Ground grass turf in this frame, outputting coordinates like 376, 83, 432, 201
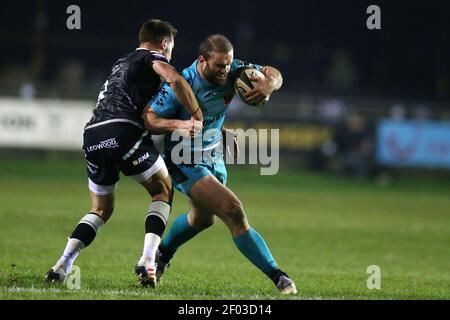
0, 157, 449, 299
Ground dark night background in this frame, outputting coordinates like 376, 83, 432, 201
0, 0, 449, 101
2, 2, 450, 303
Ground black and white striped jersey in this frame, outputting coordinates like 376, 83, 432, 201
86, 48, 168, 128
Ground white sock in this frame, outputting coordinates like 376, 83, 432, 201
140, 233, 161, 266
56, 238, 85, 273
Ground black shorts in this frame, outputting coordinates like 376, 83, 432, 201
83, 121, 163, 191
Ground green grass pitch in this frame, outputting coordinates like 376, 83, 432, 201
0, 157, 449, 299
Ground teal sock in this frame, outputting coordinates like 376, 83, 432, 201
159, 213, 199, 261
233, 228, 279, 279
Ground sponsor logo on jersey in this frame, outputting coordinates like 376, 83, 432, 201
133, 152, 150, 166
86, 138, 119, 152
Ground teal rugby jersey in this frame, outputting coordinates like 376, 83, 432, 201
149, 59, 261, 163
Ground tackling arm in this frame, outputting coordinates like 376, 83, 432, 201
142, 106, 201, 136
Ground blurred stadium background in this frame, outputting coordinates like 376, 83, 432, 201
0, 0, 449, 299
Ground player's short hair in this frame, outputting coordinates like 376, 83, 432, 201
139, 19, 177, 44
198, 34, 234, 59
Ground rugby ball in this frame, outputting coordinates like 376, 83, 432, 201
234, 67, 270, 107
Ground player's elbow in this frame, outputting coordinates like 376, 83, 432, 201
264, 66, 283, 90
142, 107, 160, 134
145, 121, 162, 135
277, 75, 283, 89
167, 73, 184, 87
144, 121, 158, 134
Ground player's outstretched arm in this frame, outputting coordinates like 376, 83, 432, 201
142, 106, 201, 137
245, 66, 283, 105
152, 61, 203, 121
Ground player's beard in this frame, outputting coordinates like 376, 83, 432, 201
203, 66, 227, 87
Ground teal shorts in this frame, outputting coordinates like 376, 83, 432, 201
164, 156, 227, 196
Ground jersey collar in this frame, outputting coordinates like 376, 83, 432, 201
135, 48, 162, 55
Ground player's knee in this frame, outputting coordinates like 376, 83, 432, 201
222, 199, 246, 227
151, 182, 170, 198
145, 176, 172, 200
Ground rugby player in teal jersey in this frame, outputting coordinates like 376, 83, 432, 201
144, 34, 297, 294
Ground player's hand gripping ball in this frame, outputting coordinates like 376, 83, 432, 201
234, 67, 270, 107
